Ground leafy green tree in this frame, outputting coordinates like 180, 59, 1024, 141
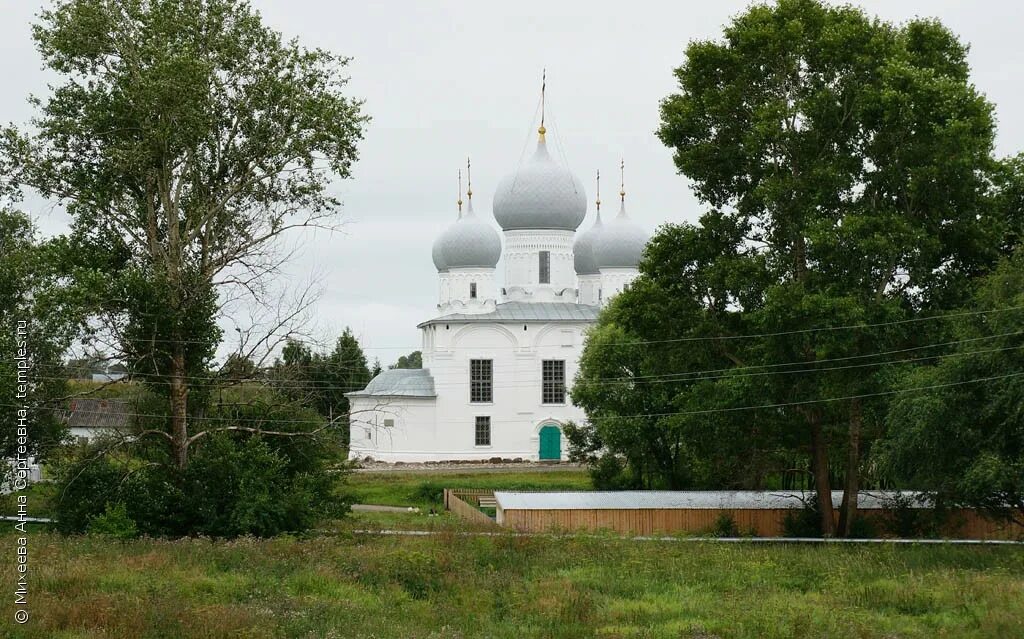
391, 350, 422, 370
0, 210, 69, 462
576, 0, 999, 535
272, 328, 372, 446
881, 251, 1024, 526
3, 0, 367, 470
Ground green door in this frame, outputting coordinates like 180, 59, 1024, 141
539, 425, 561, 460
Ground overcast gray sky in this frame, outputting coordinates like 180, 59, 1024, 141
3, 0, 1024, 366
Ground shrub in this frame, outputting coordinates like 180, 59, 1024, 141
712, 512, 740, 537
589, 453, 636, 490
87, 502, 138, 540
54, 430, 346, 538
782, 498, 822, 538
412, 481, 444, 505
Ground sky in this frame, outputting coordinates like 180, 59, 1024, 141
2, 0, 1024, 367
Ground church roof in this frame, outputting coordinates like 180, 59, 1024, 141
418, 301, 600, 327
346, 368, 436, 398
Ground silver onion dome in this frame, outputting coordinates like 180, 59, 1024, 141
492, 136, 587, 231
593, 200, 648, 269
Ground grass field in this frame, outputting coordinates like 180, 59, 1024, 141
5, 529, 1024, 639
6, 469, 1024, 638
346, 468, 592, 509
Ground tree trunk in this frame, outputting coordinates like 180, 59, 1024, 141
169, 345, 189, 470
837, 398, 862, 537
809, 416, 836, 536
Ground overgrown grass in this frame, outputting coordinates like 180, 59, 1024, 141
5, 529, 1023, 638
347, 469, 592, 509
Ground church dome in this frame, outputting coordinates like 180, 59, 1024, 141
493, 137, 587, 231
431, 235, 448, 271
435, 199, 501, 270
593, 201, 648, 269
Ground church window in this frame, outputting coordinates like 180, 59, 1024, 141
470, 359, 492, 403
470, 282, 477, 299
542, 360, 566, 404
539, 251, 550, 284
475, 416, 491, 446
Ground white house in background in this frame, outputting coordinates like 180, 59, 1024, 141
347, 110, 651, 462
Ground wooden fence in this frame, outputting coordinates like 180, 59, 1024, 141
499, 507, 1024, 540
443, 489, 497, 528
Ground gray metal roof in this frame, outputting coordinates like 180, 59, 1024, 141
419, 301, 600, 327
60, 399, 132, 430
346, 368, 436, 398
493, 491, 932, 511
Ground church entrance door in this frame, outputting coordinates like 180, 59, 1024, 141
539, 425, 561, 460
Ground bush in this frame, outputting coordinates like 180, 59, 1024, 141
880, 493, 947, 538
712, 512, 740, 537
87, 502, 138, 540
412, 481, 444, 505
589, 454, 636, 490
782, 498, 822, 538
54, 430, 346, 538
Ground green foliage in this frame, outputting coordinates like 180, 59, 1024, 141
391, 350, 422, 369
271, 328, 372, 447
54, 425, 347, 538
0, 210, 70, 460
570, 0, 1003, 536
880, 251, 1024, 526
711, 513, 740, 538
87, 502, 138, 540
782, 501, 823, 538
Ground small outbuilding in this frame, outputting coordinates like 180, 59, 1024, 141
492, 490, 1022, 539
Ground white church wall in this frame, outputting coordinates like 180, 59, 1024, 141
347, 396, 439, 461
599, 267, 640, 303
577, 274, 601, 306
437, 267, 498, 313
502, 230, 577, 302
362, 320, 590, 462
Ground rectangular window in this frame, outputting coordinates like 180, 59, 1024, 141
470, 359, 492, 403
542, 359, 566, 404
470, 282, 477, 299
475, 416, 491, 446
539, 250, 550, 284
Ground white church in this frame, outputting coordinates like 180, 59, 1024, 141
347, 112, 650, 462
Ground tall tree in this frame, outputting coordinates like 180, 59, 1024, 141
645, 0, 994, 534
3, 0, 366, 469
0, 210, 70, 462
271, 328, 372, 446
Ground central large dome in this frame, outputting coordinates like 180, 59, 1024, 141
492, 138, 587, 231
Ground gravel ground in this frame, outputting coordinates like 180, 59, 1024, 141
351, 460, 585, 473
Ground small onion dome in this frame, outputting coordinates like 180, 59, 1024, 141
435, 199, 502, 269
574, 210, 604, 275
593, 201, 649, 269
492, 137, 587, 231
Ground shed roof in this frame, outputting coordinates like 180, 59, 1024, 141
60, 398, 132, 430
493, 491, 931, 511
418, 302, 599, 328
345, 368, 436, 398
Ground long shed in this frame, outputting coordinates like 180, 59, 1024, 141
493, 490, 1023, 539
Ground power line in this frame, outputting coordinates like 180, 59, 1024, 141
27, 341, 1024, 392
10, 366, 1024, 426
33, 329, 1024, 389
54, 303, 1024, 350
